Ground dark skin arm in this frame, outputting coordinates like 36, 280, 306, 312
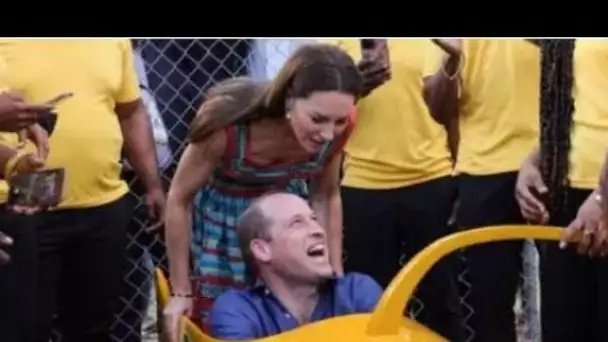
116, 99, 161, 191
116, 99, 165, 224
423, 39, 462, 127
445, 112, 460, 163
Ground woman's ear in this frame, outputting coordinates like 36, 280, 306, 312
285, 98, 295, 112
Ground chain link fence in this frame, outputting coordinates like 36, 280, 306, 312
53, 39, 542, 342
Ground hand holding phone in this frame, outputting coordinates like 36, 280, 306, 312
360, 39, 390, 67
37, 112, 58, 135
358, 39, 391, 97
16, 92, 72, 148
8, 168, 64, 209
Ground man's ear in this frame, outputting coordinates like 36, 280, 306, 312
250, 239, 271, 264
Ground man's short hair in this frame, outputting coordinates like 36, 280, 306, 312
237, 190, 286, 274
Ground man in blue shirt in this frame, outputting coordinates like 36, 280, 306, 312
208, 192, 383, 340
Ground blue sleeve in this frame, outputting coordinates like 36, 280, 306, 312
208, 291, 261, 340
348, 273, 383, 312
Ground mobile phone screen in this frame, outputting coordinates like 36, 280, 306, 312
8, 168, 65, 208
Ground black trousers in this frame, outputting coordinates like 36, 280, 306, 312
540, 187, 608, 342
0, 207, 38, 342
111, 172, 168, 342
35, 195, 133, 342
342, 176, 463, 342
456, 172, 525, 342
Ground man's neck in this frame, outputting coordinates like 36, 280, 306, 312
262, 274, 320, 325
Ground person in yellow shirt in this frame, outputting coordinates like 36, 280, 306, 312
516, 39, 608, 342
0, 39, 166, 342
425, 39, 541, 342
329, 39, 462, 341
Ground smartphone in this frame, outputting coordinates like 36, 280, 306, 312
37, 112, 58, 135
359, 39, 390, 68
7, 168, 65, 208
360, 39, 376, 50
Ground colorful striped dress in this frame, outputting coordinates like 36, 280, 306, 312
190, 117, 353, 329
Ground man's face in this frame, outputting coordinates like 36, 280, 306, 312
256, 194, 334, 282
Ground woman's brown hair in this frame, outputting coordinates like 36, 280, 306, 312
186, 43, 363, 143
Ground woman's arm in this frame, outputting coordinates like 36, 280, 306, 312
310, 153, 344, 275
165, 131, 226, 294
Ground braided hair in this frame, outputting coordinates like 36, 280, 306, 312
538, 39, 576, 217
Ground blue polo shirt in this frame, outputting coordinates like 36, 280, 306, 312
208, 272, 383, 340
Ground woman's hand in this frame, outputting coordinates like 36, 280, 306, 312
163, 295, 193, 342
560, 191, 608, 257
515, 159, 549, 224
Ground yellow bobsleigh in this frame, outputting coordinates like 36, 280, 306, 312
156, 225, 562, 342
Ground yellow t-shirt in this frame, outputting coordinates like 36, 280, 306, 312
0, 39, 141, 208
327, 39, 452, 189
569, 40, 608, 189
0, 55, 8, 93
443, 39, 541, 175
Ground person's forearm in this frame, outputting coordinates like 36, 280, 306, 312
165, 201, 193, 293
445, 113, 460, 164
311, 191, 343, 273
524, 147, 541, 167
423, 55, 460, 125
118, 102, 162, 191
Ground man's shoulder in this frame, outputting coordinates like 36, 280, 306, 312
332, 272, 383, 313
209, 288, 264, 339
210, 287, 269, 319
337, 272, 381, 288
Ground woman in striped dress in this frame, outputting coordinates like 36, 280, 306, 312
163, 43, 364, 338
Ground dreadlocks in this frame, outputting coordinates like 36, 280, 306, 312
539, 39, 576, 217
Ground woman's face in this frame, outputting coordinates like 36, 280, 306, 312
287, 91, 354, 153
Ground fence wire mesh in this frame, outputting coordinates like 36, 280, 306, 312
49, 39, 542, 342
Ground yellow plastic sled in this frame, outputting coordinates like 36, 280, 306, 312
155, 225, 562, 342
